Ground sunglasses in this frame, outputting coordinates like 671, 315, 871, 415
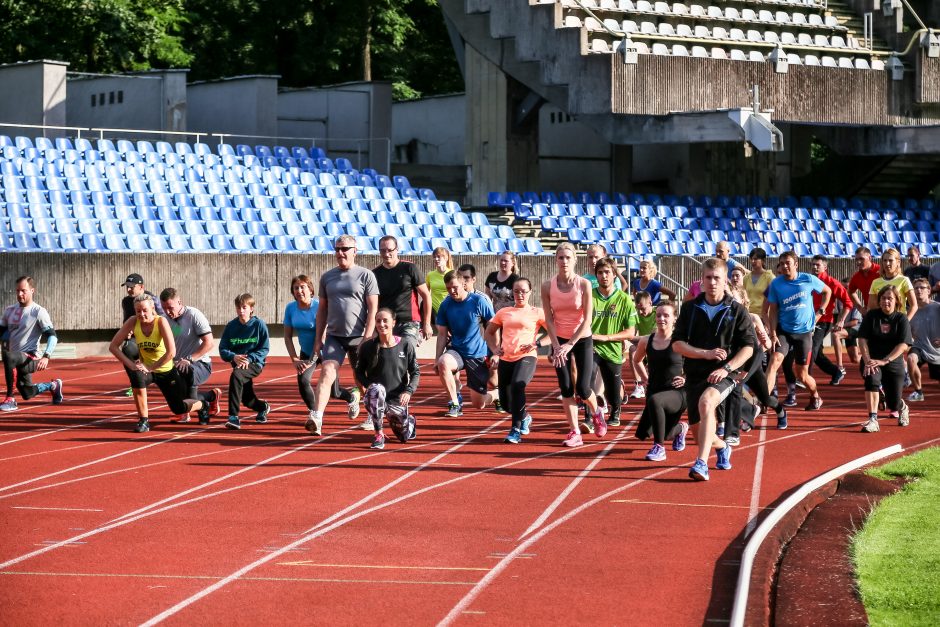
379, 248, 397, 253
335, 246, 355, 252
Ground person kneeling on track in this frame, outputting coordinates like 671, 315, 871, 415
354, 309, 420, 449
109, 294, 217, 433
633, 301, 688, 462
219, 293, 271, 430
858, 285, 912, 433
1, 275, 64, 412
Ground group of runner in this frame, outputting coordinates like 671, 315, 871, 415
2, 237, 939, 480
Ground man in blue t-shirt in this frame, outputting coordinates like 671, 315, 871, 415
435, 271, 496, 417
766, 250, 832, 413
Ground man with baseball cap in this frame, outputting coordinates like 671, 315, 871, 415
120, 274, 164, 396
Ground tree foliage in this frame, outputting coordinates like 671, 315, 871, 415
0, 0, 462, 98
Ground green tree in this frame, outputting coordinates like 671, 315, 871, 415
0, 0, 192, 73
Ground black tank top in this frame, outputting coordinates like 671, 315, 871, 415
646, 333, 684, 395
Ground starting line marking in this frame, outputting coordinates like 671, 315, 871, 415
277, 561, 490, 572
610, 499, 767, 510
11, 506, 103, 512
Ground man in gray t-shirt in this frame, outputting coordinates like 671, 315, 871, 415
1, 276, 64, 411
160, 288, 219, 421
305, 235, 379, 436
906, 277, 940, 401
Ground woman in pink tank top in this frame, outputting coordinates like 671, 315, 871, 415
541, 243, 608, 447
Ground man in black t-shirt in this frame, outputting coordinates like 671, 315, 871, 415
372, 235, 433, 342
904, 246, 931, 283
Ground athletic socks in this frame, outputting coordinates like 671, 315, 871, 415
35, 381, 53, 394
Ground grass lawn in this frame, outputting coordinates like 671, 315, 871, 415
852, 446, 940, 626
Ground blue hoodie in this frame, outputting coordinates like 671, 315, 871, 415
219, 316, 270, 366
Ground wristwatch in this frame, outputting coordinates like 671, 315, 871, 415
723, 364, 733, 373
816, 308, 825, 315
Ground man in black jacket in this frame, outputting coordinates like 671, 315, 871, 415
673, 258, 756, 482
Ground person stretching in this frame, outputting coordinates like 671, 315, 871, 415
541, 242, 607, 447
354, 309, 420, 449
219, 293, 271, 430
109, 294, 216, 433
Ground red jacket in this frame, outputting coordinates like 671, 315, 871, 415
813, 271, 852, 323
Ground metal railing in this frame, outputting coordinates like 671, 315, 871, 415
0, 122, 390, 172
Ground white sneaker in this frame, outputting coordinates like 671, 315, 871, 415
347, 388, 362, 420
861, 417, 880, 433
630, 384, 646, 399
0, 397, 18, 412
305, 411, 322, 436
898, 402, 910, 427
357, 417, 374, 431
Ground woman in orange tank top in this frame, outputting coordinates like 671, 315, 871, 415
541, 243, 608, 447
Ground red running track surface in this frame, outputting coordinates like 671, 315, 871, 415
0, 357, 938, 625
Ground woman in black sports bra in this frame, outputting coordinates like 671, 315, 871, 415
633, 301, 688, 462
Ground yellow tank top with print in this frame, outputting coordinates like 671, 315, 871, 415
134, 319, 172, 373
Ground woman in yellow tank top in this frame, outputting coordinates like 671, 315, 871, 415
109, 294, 218, 433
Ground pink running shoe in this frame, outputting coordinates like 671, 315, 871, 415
592, 407, 607, 438
563, 431, 583, 447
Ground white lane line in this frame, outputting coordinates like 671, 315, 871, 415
436, 416, 900, 624
744, 414, 769, 538
0, 570, 477, 585
518, 422, 634, 541
11, 506, 104, 512
611, 500, 762, 510
0, 426, 207, 494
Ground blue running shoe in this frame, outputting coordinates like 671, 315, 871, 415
225, 415, 241, 430
456, 393, 463, 406
520, 414, 533, 435
783, 392, 798, 407
445, 402, 462, 417
504, 428, 522, 444
716, 444, 732, 470
133, 418, 150, 433
716, 423, 725, 438
689, 459, 709, 481
777, 407, 788, 430
255, 402, 270, 423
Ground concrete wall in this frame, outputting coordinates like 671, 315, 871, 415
187, 75, 279, 140
278, 82, 391, 173
538, 103, 611, 192
67, 70, 187, 133
392, 94, 466, 166
0, 60, 68, 132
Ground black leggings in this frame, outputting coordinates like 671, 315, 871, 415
593, 354, 623, 419
554, 337, 594, 400
228, 362, 267, 416
861, 357, 904, 412
3, 351, 44, 400
126, 365, 201, 416
811, 322, 840, 378
497, 356, 537, 429
743, 351, 780, 416
642, 388, 687, 444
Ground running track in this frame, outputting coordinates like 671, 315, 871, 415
0, 358, 937, 625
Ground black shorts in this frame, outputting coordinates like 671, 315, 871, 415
775, 329, 813, 365
444, 350, 490, 394
685, 377, 737, 425
910, 347, 940, 380
843, 325, 859, 348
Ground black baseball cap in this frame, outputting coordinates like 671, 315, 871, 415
122, 273, 144, 286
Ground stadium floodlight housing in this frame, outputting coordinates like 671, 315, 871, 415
886, 54, 905, 80
768, 46, 788, 74
923, 29, 940, 58
882, 0, 901, 17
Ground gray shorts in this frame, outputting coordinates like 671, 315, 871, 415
320, 335, 363, 367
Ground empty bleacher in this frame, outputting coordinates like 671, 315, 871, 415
0, 135, 546, 256
558, 0, 886, 69
492, 191, 939, 258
